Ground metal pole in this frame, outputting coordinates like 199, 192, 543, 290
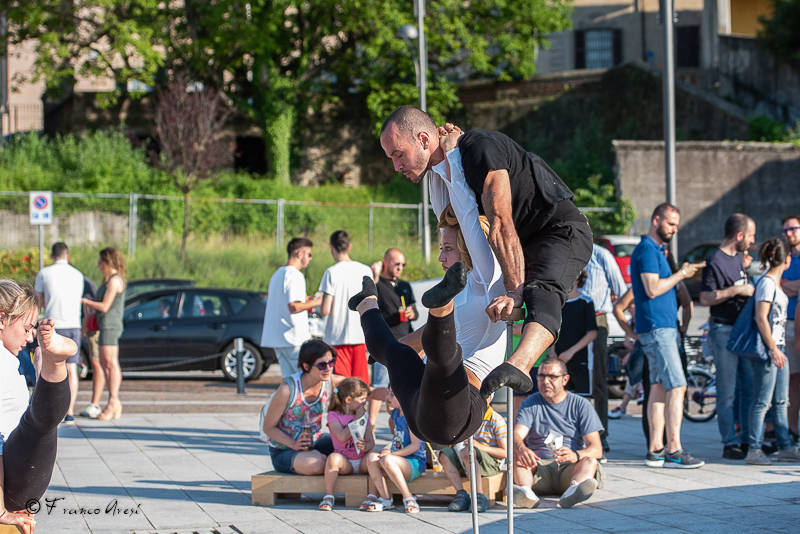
468, 437, 480, 533
369, 203, 374, 254
417, 203, 423, 248
661, 0, 678, 259
276, 198, 285, 250
415, 0, 431, 264
128, 192, 138, 259
505, 321, 514, 533
38, 225, 44, 271
235, 337, 245, 394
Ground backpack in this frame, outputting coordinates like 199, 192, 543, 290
727, 277, 773, 362
257, 374, 331, 444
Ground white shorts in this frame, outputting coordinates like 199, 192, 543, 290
348, 458, 362, 473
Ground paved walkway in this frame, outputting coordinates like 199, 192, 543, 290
31, 405, 800, 533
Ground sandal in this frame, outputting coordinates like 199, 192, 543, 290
403, 495, 420, 514
319, 494, 335, 511
359, 494, 379, 511
364, 497, 394, 512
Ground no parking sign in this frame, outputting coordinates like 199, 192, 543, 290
29, 191, 53, 225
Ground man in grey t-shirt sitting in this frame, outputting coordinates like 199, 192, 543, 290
513, 357, 604, 509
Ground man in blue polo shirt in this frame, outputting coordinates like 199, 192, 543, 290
631, 203, 705, 469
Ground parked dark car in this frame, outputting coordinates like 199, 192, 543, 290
680, 242, 763, 301
125, 278, 195, 298
81, 287, 274, 381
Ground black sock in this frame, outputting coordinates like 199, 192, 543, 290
479, 362, 533, 399
422, 262, 467, 308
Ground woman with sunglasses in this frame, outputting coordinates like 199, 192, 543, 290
262, 339, 347, 474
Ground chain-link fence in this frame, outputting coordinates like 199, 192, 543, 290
0, 190, 616, 260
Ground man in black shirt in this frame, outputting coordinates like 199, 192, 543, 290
699, 213, 756, 460
379, 106, 592, 399
375, 248, 417, 340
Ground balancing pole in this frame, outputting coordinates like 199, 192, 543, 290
468, 437, 479, 533
505, 308, 524, 533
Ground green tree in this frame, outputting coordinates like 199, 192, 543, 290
3, 0, 573, 183
758, 0, 800, 64
0, 0, 171, 105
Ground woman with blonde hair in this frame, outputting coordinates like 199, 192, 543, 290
81, 247, 126, 420
0, 279, 76, 532
349, 166, 507, 446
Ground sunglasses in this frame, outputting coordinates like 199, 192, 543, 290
783, 226, 800, 234
313, 358, 336, 371
537, 373, 566, 381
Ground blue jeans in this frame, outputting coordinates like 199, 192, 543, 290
639, 328, 686, 390
371, 361, 390, 388
709, 323, 754, 446
748, 349, 792, 449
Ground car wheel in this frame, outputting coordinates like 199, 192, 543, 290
220, 341, 263, 382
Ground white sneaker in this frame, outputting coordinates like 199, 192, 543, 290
559, 479, 598, 508
79, 404, 101, 419
512, 484, 540, 509
776, 446, 800, 462
745, 448, 772, 465
608, 406, 625, 419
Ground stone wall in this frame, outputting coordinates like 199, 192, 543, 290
613, 140, 800, 255
0, 210, 129, 249
715, 36, 800, 125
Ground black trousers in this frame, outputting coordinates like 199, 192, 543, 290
361, 309, 486, 445
593, 317, 609, 438
521, 200, 593, 339
3, 376, 69, 511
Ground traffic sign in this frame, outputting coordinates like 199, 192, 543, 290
29, 191, 53, 225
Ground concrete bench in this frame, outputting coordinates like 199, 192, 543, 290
251, 470, 506, 507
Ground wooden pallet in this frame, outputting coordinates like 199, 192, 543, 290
390, 471, 506, 505
251, 471, 369, 508
251, 470, 506, 507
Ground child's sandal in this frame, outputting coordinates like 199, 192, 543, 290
319, 494, 335, 511
403, 495, 420, 514
359, 494, 379, 511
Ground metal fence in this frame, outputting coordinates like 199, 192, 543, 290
0, 190, 616, 259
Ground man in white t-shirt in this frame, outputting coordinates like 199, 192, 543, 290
261, 237, 322, 378
34, 242, 85, 422
319, 230, 373, 384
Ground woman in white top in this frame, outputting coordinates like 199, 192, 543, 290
348, 159, 506, 445
0, 279, 76, 532
746, 238, 800, 464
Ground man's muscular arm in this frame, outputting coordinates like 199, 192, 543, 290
482, 169, 525, 296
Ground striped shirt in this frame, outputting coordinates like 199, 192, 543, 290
581, 244, 627, 314
474, 407, 507, 447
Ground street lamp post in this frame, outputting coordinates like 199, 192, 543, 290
660, 0, 678, 258
398, 0, 431, 263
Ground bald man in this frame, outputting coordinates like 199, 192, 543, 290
379, 105, 592, 399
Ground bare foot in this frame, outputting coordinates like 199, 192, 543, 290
37, 319, 78, 363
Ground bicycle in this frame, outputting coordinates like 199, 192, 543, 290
683, 323, 717, 423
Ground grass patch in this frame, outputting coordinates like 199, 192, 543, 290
66, 233, 443, 291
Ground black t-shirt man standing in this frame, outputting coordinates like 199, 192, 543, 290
379, 106, 593, 399
699, 213, 756, 460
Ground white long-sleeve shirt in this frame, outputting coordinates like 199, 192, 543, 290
429, 148, 507, 380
